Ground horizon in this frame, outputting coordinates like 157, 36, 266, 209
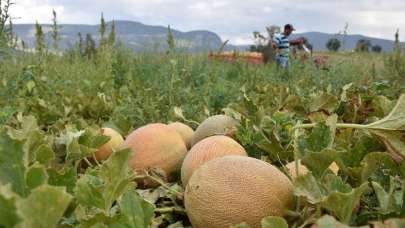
10, 0, 405, 45
12, 20, 401, 46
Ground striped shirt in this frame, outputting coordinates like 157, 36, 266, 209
273, 33, 290, 57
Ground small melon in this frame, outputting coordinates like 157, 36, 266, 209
181, 135, 247, 186
168, 122, 194, 149
191, 115, 238, 146
121, 123, 187, 185
95, 128, 124, 161
185, 156, 294, 228
286, 161, 309, 179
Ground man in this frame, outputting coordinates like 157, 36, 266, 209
272, 24, 304, 69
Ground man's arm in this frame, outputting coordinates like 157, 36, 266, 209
289, 38, 304, 46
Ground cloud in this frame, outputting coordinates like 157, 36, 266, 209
10, 0, 405, 44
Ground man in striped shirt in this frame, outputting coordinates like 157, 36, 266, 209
272, 24, 304, 69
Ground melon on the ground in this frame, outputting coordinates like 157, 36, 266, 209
121, 123, 187, 186
191, 114, 238, 146
286, 161, 309, 179
185, 156, 294, 228
168, 122, 194, 149
95, 127, 124, 161
181, 135, 247, 186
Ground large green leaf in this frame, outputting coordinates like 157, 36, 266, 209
312, 215, 367, 228
47, 166, 77, 193
261, 216, 288, 228
118, 190, 155, 228
364, 94, 405, 161
372, 178, 404, 214
293, 173, 324, 204
0, 185, 21, 228
298, 122, 333, 153
0, 131, 28, 196
16, 185, 73, 228
75, 149, 134, 213
25, 164, 48, 191
321, 183, 369, 224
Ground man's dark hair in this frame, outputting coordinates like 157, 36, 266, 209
284, 24, 294, 31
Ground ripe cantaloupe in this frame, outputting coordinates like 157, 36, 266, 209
168, 122, 194, 149
121, 123, 187, 185
181, 135, 247, 186
286, 161, 309, 179
191, 115, 238, 146
185, 156, 294, 228
95, 128, 124, 161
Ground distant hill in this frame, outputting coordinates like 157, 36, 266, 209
290, 32, 400, 52
12, 20, 400, 52
13, 20, 223, 52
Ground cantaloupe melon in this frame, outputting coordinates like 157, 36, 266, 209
168, 122, 194, 149
121, 123, 187, 186
191, 115, 238, 146
95, 127, 124, 161
185, 156, 294, 228
286, 161, 309, 179
181, 135, 247, 186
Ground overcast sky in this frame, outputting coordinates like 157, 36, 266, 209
10, 0, 405, 44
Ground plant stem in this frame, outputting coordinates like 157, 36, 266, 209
293, 123, 368, 130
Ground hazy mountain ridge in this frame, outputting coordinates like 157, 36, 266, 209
12, 20, 400, 52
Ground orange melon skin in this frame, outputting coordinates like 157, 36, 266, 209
185, 156, 294, 228
191, 115, 238, 146
168, 122, 194, 150
95, 128, 124, 161
286, 161, 309, 179
181, 135, 247, 187
121, 123, 187, 186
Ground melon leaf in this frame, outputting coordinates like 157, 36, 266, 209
0, 131, 28, 196
321, 182, 369, 224
16, 185, 73, 228
371, 179, 404, 214
118, 190, 155, 228
364, 94, 405, 161
261, 216, 288, 228
312, 215, 363, 228
25, 164, 48, 191
0, 185, 21, 228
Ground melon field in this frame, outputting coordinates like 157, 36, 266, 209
0, 47, 404, 228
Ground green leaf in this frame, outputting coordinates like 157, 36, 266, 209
16, 185, 73, 228
293, 173, 324, 204
7, 116, 39, 140
302, 149, 337, 178
372, 178, 404, 214
312, 215, 364, 228
35, 144, 55, 165
47, 167, 77, 193
298, 122, 332, 153
0, 131, 28, 196
309, 92, 339, 113
75, 172, 105, 209
0, 185, 21, 228
261, 216, 288, 228
360, 152, 399, 183
98, 148, 134, 211
75, 149, 134, 212
321, 182, 369, 224
118, 190, 155, 228
365, 94, 405, 160
26, 164, 48, 191
66, 138, 97, 162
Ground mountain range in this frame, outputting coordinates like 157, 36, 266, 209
12, 20, 400, 52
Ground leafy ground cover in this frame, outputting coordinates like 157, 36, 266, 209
0, 47, 404, 227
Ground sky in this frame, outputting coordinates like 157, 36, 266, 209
10, 0, 405, 45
